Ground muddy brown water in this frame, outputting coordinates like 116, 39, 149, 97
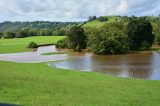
49, 51, 160, 80
0, 45, 160, 80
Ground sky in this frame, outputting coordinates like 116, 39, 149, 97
0, 0, 160, 22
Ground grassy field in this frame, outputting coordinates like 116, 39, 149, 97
0, 36, 65, 54
0, 61, 160, 106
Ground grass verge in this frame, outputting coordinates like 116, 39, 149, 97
41, 52, 70, 55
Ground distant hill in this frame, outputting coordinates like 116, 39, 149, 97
0, 21, 81, 32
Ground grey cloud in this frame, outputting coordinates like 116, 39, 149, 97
0, 0, 160, 22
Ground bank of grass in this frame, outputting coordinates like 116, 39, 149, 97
0, 36, 65, 54
0, 61, 160, 106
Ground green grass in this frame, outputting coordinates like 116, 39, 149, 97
83, 16, 122, 28
0, 61, 160, 106
83, 20, 106, 28
41, 52, 68, 55
0, 36, 65, 54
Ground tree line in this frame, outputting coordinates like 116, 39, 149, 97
0, 21, 81, 38
0, 28, 68, 39
57, 16, 156, 54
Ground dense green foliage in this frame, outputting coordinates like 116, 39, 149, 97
3, 31, 15, 39
155, 35, 160, 45
0, 61, 160, 105
127, 18, 154, 50
82, 16, 158, 54
97, 16, 108, 22
87, 22, 129, 55
83, 16, 160, 46
152, 22, 160, 45
0, 21, 80, 32
15, 29, 28, 38
0, 21, 81, 39
56, 38, 68, 48
66, 26, 86, 51
56, 16, 156, 54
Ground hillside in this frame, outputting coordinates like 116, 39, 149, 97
83, 16, 123, 27
83, 16, 160, 28
0, 21, 80, 32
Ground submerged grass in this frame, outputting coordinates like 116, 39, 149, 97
41, 52, 69, 55
0, 61, 160, 106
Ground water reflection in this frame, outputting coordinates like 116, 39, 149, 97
51, 51, 160, 80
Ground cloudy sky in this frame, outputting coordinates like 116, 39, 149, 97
0, 0, 160, 22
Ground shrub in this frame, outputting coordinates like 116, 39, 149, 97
56, 38, 68, 48
140, 41, 152, 50
28, 42, 38, 48
155, 35, 160, 45
75, 44, 82, 52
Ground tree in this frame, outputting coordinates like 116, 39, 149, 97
0, 32, 3, 38
15, 29, 28, 38
97, 16, 108, 22
87, 22, 129, 55
66, 26, 86, 50
88, 16, 97, 21
3, 31, 15, 39
28, 29, 38, 36
52, 29, 66, 36
127, 18, 154, 50
56, 38, 68, 48
152, 23, 160, 45
155, 35, 160, 45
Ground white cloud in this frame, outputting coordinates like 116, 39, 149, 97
0, 0, 160, 22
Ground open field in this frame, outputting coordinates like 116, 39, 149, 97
0, 61, 160, 106
0, 36, 65, 54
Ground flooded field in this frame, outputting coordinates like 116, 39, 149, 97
1, 45, 160, 80
50, 51, 160, 80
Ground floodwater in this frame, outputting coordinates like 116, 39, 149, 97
1, 45, 160, 80
0, 46, 74, 63
50, 51, 160, 80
